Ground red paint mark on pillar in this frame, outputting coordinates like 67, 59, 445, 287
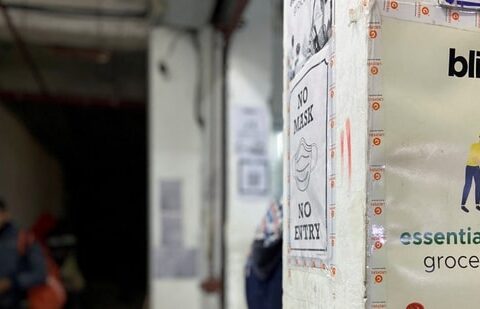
346, 118, 352, 184
340, 129, 345, 179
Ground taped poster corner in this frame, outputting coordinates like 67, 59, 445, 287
380, 0, 480, 29
439, 0, 480, 10
366, 1, 480, 308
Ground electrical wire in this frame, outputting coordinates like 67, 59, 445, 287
191, 31, 205, 129
0, 2, 147, 18
156, 31, 205, 129
0, 1, 49, 95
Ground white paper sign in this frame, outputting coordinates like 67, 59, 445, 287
155, 180, 197, 278
288, 51, 329, 258
231, 105, 270, 198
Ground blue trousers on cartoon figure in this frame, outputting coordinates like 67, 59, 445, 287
461, 165, 480, 213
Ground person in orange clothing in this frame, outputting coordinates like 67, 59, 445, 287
0, 199, 47, 308
461, 136, 480, 212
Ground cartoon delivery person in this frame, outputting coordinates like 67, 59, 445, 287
461, 136, 480, 212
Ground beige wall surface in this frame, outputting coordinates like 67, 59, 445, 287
226, 0, 274, 308
0, 103, 63, 228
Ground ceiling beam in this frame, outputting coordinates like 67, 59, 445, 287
0, 90, 145, 110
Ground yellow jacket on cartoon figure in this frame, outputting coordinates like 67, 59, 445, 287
466, 143, 480, 166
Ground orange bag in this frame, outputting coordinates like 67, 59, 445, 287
18, 231, 66, 309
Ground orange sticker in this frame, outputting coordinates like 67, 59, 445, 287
374, 207, 383, 215
370, 66, 379, 75
406, 303, 424, 309
375, 274, 383, 283
369, 30, 378, 39
452, 12, 460, 21
373, 137, 381, 146
374, 241, 383, 249
391, 1, 399, 9
421, 6, 429, 15
373, 172, 382, 181
372, 101, 381, 111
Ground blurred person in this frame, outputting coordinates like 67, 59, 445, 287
0, 198, 47, 309
27, 214, 67, 309
31, 213, 58, 249
245, 201, 283, 309
47, 229, 85, 309
60, 251, 84, 309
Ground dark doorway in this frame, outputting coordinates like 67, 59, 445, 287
3, 99, 147, 308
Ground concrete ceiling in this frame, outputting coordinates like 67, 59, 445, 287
0, 0, 149, 50
0, 42, 147, 102
0, 0, 244, 106
0, 0, 221, 50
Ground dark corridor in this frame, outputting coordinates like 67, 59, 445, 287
3, 99, 147, 308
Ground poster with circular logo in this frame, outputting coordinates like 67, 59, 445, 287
377, 17, 480, 308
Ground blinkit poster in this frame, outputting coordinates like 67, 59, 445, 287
370, 16, 480, 308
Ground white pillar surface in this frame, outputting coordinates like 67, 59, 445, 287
282, 0, 369, 308
226, 0, 274, 308
149, 27, 202, 309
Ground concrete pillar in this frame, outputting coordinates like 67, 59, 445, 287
225, 0, 274, 308
149, 24, 225, 309
283, 0, 369, 307
148, 27, 203, 308
284, 1, 480, 308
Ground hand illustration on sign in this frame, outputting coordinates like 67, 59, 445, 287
294, 137, 318, 192
287, 0, 333, 80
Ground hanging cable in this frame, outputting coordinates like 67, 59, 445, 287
191, 31, 205, 129
0, 1, 49, 96
0, 2, 146, 18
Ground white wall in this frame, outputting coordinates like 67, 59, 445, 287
0, 104, 63, 227
282, 0, 369, 308
149, 27, 203, 309
149, 3, 278, 308
226, 1, 274, 308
